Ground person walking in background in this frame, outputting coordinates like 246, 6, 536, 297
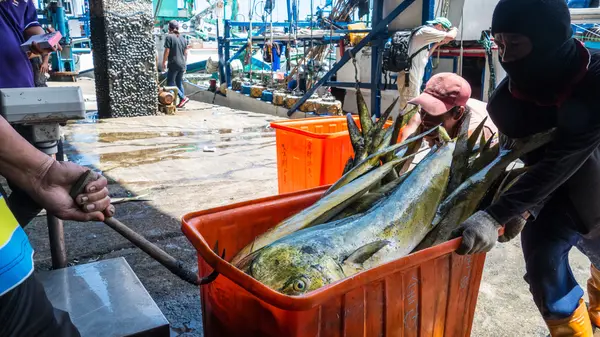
162, 20, 190, 108
29, 26, 56, 87
30, 53, 50, 87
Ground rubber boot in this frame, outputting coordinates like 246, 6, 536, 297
588, 264, 600, 327
545, 299, 593, 337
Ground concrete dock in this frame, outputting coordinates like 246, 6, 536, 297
19, 79, 594, 336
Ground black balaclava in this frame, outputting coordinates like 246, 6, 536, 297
492, 0, 581, 103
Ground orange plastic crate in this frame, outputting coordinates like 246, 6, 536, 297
182, 186, 487, 337
270, 116, 394, 194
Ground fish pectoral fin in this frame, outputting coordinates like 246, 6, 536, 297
342, 240, 390, 268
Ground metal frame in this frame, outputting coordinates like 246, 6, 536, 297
286, 0, 433, 116
215, 0, 435, 117
221, 19, 319, 86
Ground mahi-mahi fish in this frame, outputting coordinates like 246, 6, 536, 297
413, 128, 556, 251
235, 140, 455, 295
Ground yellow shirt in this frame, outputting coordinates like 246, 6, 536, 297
0, 195, 34, 296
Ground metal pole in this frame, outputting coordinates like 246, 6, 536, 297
217, 2, 226, 84
270, 13, 274, 87
422, 0, 434, 24
287, 0, 417, 116
227, 42, 248, 64
48, 139, 67, 269
224, 20, 232, 86
248, 1, 253, 83
294, 0, 299, 92
370, 0, 383, 118
287, 0, 293, 32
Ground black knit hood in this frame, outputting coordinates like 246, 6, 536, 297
491, 0, 581, 103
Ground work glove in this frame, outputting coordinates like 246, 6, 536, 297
498, 215, 528, 243
451, 210, 502, 255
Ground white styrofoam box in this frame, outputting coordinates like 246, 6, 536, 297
0, 87, 85, 123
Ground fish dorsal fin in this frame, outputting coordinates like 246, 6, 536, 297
467, 117, 488, 152
481, 132, 496, 154
479, 131, 487, 153
343, 240, 389, 265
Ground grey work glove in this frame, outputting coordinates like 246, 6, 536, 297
498, 215, 528, 243
451, 210, 502, 255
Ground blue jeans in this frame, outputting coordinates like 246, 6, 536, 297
521, 193, 600, 320
167, 67, 185, 100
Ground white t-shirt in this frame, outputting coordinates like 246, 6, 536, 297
406, 26, 448, 91
466, 98, 498, 140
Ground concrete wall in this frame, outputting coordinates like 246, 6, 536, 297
90, 0, 158, 118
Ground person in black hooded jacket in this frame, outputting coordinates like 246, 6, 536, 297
451, 0, 600, 335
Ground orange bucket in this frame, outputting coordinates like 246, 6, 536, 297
270, 116, 396, 194
182, 186, 486, 337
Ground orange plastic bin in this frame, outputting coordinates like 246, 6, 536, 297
182, 186, 487, 337
270, 117, 394, 194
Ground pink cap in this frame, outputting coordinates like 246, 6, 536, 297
408, 73, 471, 116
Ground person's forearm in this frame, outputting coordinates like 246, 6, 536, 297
429, 43, 441, 57
447, 27, 458, 39
163, 49, 169, 66
24, 25, 45, 40
487, 124, 600, 224
42, 53, 49, 64
0, 117, 53, 194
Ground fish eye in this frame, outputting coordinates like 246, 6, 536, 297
292, 277, 310, 293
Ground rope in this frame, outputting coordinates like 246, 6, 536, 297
440, 0, 450, 17
479, 31, 496, 100
573, 23, 600, 41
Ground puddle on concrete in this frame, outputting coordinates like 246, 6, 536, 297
64, 145, 195, 168
64, 133, 274, 168
67, 126, 273, 144
97, 131, 187, 143
63, 122, 275, 169
70, 111, 100, 124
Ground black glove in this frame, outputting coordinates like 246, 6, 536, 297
498, 215, 527, 243
451, 210, 502, 255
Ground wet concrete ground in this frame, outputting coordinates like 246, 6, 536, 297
21, 79, 283, 337
21, 79, 594, 336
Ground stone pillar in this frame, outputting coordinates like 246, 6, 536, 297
89, 0, 158, 118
